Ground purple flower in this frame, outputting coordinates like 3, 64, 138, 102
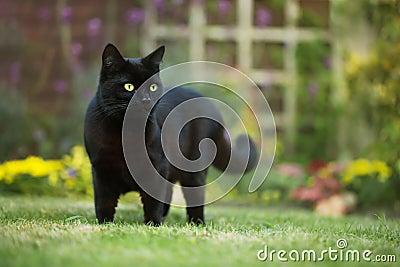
71, 42, 83, 57
309, 83, 319, 96
54, 80, 68, 93
256, 8, 272, 26
126, 8, 145, 25
173, 0, 184, 5
153, 0, 164, 10
218, 0, 232, 14
67, 169, 78, 178
323, 56, 332, 69
38, 7, 50, 21
9, 62, 21, 85
87, 18, 102, 37
61, 6, 72, 24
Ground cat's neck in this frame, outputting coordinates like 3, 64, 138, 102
93, 90, 125, 128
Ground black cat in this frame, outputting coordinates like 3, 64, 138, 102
84, 44, 258, 225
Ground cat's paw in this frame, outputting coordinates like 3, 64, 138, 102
144, 219, 162, 227
188, 217, 205, 226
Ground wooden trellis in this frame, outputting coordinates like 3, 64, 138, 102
140, 0, 344, 153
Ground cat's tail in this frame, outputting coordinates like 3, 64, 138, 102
212, 129, 258, 174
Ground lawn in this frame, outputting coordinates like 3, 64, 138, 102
0, 195, 398, 267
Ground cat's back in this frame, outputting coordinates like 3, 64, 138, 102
160, 86, 203, 105
155, 86, 221, 123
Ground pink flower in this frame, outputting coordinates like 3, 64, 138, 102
61, 6, 72, 24
291, 176, 342, 204
153, 0, 165, 10
256, 8, 272, 26
291, 186, 323, 202
218, 0, 232, 14
126, 8, 145, 25
275, 163, 304, 178
71, 42, 83, 57
54, 80, 68, 93
308, 83, 319, 96
87, 18, 102, 37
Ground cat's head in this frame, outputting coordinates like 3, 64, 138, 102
99, 43, 165, 114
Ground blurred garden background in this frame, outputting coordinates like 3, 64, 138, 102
0, 0, 399, 216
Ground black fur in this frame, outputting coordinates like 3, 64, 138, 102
84, 44, 257, 225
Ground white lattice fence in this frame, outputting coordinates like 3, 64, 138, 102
140, 0, 344, 152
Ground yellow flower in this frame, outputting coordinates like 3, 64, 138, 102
0, 165, 5, 182
346, 53, 364, 76
3, 173, 15, 184
351, 158, 372, 176
65, 178, 76, 189
23, 157, 62, 178
372, 160, 392, 182
0, 156, 63, 184
63, 146, 87, 169
48, 172, 59, 186
0, 146, 93, 196
342, 174, 352, 185
342, 158, 392, 185
317, 163, 335, 178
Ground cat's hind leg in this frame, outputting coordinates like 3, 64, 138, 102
180, 171, 207, 225
163, 183, 173, 218
140, 191, 165, 226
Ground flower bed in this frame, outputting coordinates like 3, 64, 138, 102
0, 146, 92, 197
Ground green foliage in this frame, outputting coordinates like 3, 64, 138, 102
0, 62, 95, 161
0, 87, 34, 160
341, 158, 396, 207
346, 0, 400, 188
295, 40, 338, 161
255, 170, 304, 202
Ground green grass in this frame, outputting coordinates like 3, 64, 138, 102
0, 195, 399, 267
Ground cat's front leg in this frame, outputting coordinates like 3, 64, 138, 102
95, 193, 119, 224
93, 170, 120, 224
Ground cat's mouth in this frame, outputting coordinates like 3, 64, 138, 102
140, 98, 154, 112
136, 101, 153, 113
144, 104, 158, 114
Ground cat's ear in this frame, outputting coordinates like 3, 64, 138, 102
142, 45, 165, 68
102, 43, 125, 68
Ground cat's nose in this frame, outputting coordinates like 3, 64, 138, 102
141, 97, 151, 104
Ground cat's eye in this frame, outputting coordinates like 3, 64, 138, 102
124, 83, 135, 91
150, 84, 158, 92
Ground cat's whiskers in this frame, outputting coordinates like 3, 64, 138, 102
90, 103, 128, 123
